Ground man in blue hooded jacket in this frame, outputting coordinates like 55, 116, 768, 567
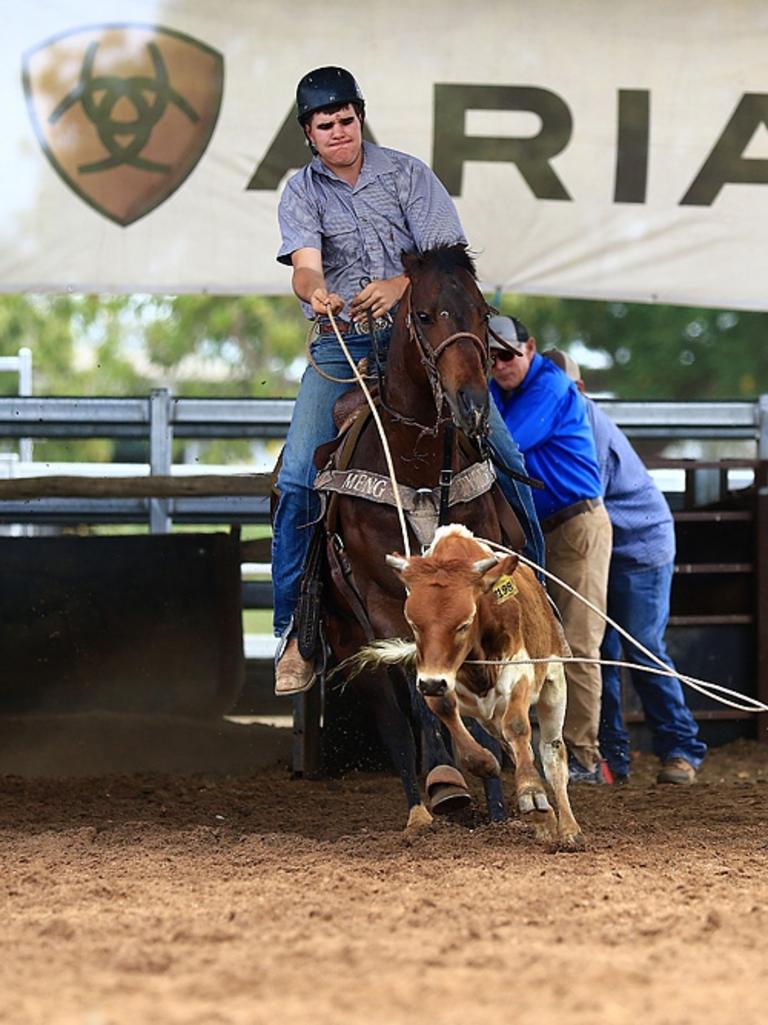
489, 316, 613, 782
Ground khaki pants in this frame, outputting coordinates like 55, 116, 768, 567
545, 503, 613, 771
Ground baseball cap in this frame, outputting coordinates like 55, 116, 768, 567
488, 315, 529, 352
542, 347, 582, 382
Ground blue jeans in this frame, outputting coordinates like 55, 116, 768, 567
272, 327, 543, 636
598, 561, 707, 776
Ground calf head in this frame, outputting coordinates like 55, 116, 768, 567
386, 546, 519, 697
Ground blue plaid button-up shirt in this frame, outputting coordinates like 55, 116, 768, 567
277, 142, 465, 319
585, 397, 675, 570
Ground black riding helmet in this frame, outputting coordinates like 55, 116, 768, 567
296, 66, 365, 125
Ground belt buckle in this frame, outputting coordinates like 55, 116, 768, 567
353, 313, 393, 335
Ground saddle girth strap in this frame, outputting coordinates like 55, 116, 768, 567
326, 534, 375, 643
438, 422, 455, 528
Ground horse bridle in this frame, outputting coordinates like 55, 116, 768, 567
396, 282, 492, 434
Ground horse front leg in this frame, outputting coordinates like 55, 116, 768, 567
403, 670, 473, 817
464, 717, 508, 823
356, 669, 432, 832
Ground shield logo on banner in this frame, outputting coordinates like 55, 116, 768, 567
22, 24, 224, 226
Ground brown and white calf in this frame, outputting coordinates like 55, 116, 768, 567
386, 524, 582, 846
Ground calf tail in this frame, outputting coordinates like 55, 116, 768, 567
330, 638, 418, 681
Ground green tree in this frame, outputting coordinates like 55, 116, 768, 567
497, 296, 768, 399
138, 294, 307, 398
2, 292, 766, 411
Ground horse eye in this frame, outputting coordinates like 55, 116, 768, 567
416, 311, 432, 325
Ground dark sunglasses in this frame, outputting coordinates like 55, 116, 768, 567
490, 348, 519, 364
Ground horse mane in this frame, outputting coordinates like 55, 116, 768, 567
401, 244, 477, 280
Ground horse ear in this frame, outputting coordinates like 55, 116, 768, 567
401, 250, 419, 277
386, 553, 410, 575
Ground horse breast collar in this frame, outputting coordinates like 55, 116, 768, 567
315, 459, 497, 548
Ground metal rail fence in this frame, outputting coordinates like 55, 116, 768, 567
0, 391, 766, 754
0, 390, 766, 530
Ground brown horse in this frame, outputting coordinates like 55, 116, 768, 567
317, 244, 522, 829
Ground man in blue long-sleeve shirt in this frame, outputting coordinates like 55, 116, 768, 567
542, 348, 707, 785
489, 316, 613, 781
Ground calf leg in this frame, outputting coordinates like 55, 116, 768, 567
499, 674, 558, 839
537, 665, 583, 847
423, 691, 501, 779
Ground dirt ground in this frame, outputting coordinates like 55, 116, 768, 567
0, 716, 766, 1025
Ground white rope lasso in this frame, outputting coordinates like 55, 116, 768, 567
325, 306, 412, 558
314, 315, 764, 716
474, 538, 768, 715
466, 656, 767, 714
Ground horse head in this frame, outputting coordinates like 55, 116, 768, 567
401, 245, 493, 439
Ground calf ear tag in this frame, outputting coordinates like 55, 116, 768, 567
492, 574, 518, 603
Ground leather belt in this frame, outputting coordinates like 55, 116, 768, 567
540, 497, 603, 534
316, 314, 393, 336
317, 317, 355, 335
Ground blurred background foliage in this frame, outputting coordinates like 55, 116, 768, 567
1, 291, 765, 401
1, 291, 766, 462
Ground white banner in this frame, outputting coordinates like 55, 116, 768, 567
2, 0, 768, 309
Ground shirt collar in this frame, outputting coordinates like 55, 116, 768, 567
311, 141, 392, 189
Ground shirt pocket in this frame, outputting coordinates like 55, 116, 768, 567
321, 209, 359, 270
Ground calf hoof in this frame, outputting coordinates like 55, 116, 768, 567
556, 826, 585, 851
518, 788, 551, 815
426, 765, 473, 817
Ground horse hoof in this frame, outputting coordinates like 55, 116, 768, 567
405, 804, 433, 832
426, 765, 473, 817
486, 800, 508, 824
428, 783, 473, 816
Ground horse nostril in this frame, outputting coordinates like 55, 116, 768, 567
418, 678, 448, 697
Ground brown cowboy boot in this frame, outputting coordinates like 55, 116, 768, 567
656, 757, 696, 785
274, 637, 316, 696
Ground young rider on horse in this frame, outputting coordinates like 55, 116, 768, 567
273, 65, 543, 695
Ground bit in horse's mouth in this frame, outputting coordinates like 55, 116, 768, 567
450, 396, 489, 438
